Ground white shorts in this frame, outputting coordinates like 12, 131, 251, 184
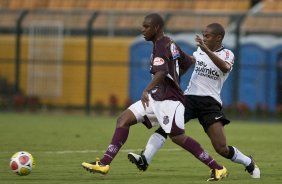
128, 95, 185, 135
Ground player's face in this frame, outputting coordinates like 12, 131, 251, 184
202, 27, 222, 51
142, 18, 157, 41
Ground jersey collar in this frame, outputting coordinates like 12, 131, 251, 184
214, 45, 224, 52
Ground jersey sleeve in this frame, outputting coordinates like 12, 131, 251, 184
170, 42, 193, 72
150, 45, 169, 74
221, 49, 235, 67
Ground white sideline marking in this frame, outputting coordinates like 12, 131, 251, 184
44, 148, 182, 154
1, 148, 182, 155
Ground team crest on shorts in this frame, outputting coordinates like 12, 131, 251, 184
163, 116, 169, 125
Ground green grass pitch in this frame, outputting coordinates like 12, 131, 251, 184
0, 112, 282, 184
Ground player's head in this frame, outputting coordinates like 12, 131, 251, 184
203, 23, 225, 51
142, 13, 164, 42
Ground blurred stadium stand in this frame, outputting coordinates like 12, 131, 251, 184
0, 0, 282, 117
0, 0, 280, 36
1, 0, 281, 36
0, 0, 253, 11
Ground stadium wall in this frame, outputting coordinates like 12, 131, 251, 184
0, 35, 133, 107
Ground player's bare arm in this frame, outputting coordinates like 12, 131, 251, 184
195, 35, 231, 73
189, 55, 196, 65
141, 71, 167, 109
179, 54, 195, 76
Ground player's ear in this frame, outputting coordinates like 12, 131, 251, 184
155, 25, 159, 32
216, 35, 222, 42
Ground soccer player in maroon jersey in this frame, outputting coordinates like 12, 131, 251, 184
128, 23, 260, 179
82, 13, 227, 181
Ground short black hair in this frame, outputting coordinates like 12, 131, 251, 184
145, 13, 164, 28
207, 23, 225, 39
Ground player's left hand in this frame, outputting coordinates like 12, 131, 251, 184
141, 91, 149, 109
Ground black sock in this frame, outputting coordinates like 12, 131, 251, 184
226, 146, 235, 159
155, 127, 168, 139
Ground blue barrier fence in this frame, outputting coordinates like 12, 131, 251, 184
129, 38, 282, 112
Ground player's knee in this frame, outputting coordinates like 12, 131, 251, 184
116, 114, 126, 128
116, 110, 135, 128
155, 127, 168, 139
169, 134, 185, 146
169, 135, 179, 144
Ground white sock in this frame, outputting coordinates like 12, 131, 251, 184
231, 146, 252, 166
143, 133, 166, 164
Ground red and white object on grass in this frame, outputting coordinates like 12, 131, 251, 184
10, 151, 35, 176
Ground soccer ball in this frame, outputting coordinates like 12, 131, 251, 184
9, 151, 35, 176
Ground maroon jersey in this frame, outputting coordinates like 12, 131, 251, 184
150, 36, 192, 104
